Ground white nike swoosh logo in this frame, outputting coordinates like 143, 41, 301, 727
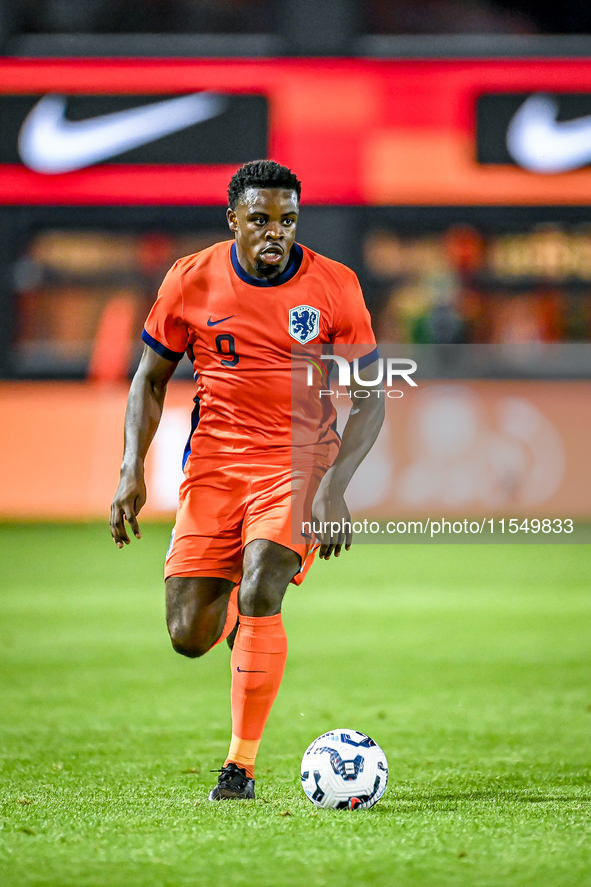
506, 94, 591, 174
18, 92, 227, 174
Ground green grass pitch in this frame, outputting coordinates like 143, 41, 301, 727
1, 523, 590, 886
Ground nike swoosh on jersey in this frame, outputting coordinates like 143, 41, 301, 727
506, 94, 591, 173
18, 92, 227, 175
207, 315, 236, 326
236, 667, 267, 673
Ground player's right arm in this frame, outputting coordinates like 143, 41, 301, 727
109, 345, 179, 548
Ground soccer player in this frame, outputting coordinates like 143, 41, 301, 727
110, 160, 384, 800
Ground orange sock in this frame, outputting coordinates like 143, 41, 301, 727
224, 613, 288, 778
212, 584, 239, 647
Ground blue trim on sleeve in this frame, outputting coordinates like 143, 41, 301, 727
354, 347, 380, 371
142, 329, 185, 362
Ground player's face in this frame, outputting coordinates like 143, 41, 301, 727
227, 187, 299, 279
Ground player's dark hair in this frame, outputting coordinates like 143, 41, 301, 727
227, 160, 301, 209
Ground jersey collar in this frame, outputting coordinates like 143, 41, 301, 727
230, 242, 303, 287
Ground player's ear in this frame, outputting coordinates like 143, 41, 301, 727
227, 207, 238, 232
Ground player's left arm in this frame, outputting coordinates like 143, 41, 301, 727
312, 359, 385, 559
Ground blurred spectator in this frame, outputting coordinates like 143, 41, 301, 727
365, 224, 591, 345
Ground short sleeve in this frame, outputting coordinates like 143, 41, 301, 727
142, 260, 189, 361
331, 270, 378, 366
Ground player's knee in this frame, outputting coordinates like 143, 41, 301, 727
239, 585, 282, 617
170, 637, 209, 658
240, 541, 299, 616
238, 566, 285, 616
167, 621, 211, 658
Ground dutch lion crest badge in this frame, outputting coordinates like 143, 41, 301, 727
289, 305, 320, 344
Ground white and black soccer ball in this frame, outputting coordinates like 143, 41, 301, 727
300, 729, 388, 810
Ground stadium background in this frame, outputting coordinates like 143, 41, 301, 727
1, 4, 591, 521
1, 4, 591, 887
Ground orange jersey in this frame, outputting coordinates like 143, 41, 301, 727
143, 240, 376, 460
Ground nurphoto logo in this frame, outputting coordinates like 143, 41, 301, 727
306, 355, 418, 398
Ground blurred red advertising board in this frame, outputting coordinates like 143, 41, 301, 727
2, 58, 591, 205
1, 380, 590, 521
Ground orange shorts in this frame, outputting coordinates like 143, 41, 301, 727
164, 451, 332, 585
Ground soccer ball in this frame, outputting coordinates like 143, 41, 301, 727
300, 729, 388, 810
